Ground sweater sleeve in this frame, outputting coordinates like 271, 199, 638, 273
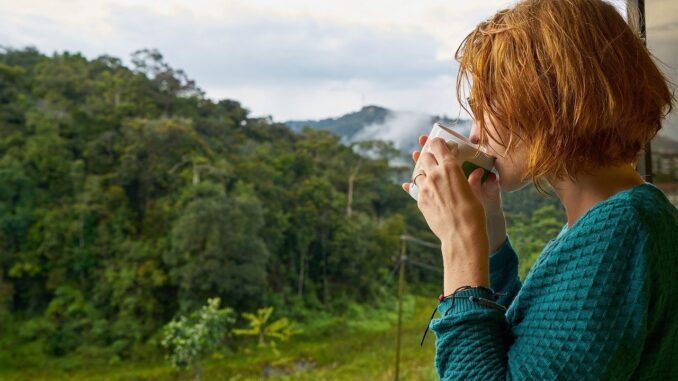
429, 208, 649, 380
488, 235, 522, 309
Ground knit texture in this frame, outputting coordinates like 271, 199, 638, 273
429, 182, 678, 380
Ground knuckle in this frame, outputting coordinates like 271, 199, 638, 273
442, 160, 458, 171
416, 193, 427, 208
447, 142, 459, 152
418, 185, 431, 197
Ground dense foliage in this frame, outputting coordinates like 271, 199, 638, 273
0, 47, 565, 363
161, 297, 234, 378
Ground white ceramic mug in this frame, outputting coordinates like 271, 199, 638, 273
409, 122, 497, 201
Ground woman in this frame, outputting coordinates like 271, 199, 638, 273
401, 0, 677, 379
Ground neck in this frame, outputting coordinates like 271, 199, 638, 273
546, 163, 645, 229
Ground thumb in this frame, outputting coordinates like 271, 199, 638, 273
467, 167, 485, 198
483, 171, 500, 197
469, 168, 500, 204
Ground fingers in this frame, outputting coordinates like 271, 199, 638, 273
419, 149, 438, 169
412, 135, 427, 162
467, 167, 485, 195
411, 176, 420, 188
428, 137, 457, 164
402, 182, 410, 193
418, 138, 456, 175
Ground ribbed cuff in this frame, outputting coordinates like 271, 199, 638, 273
437, 287, 498, 316
489, 235, 512, 263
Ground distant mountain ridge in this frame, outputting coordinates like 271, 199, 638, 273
286, 106, 678, 158
286, 105, 391, 140
285, 105, 472, 155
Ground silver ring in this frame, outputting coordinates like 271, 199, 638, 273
412, 170, 426, 186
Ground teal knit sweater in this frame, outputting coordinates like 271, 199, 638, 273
429, 182, 678, 380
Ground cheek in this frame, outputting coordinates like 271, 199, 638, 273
493, 158, 506, 182
493, 154, 509, 174
498, 157, 532, 192
486, 140, 507, 159
494, 158, 517, 190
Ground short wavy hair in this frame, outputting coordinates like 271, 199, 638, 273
455, 0, 675, 196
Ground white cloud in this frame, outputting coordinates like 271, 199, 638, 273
207, 74, 461, 121
352, 111, 434, 151
0, 0, 506, 120
0, 0, 676, 140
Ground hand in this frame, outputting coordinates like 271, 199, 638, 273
402, 136, 493, 292
402, 135, 507, 255
401, 136, 489, 258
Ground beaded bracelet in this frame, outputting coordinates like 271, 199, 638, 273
419, 285, 508, 347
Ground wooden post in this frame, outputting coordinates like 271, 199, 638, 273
395, 235, 406, 381
627, 0, 654, 183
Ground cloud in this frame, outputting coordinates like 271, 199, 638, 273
0, 0, 676, 140
104, 7, 457, 87
350, 110, 472, 162
351, 111, 433, 150
207, 74, 462, 121
0, 1, 466, 120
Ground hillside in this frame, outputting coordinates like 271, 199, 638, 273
286, 105, 472, 154
287, 107, 678, 157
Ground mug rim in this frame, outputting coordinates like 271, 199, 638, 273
434, 121, 474, 146
431, 121, 496, 164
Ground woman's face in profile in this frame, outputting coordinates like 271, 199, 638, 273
469, 114, 530, 193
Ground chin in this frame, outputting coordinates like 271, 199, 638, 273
498, 173, 528, 193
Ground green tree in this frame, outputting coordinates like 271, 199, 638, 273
43, 286, 102, 356
232, 306, 301, 355
507, 204, 566, 280
161, 297, 234, 381
131, 48, 203, 117
165, 181, 269, 311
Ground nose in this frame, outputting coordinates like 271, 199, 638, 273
469, 119, 480, 144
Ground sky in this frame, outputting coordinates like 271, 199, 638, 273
0, 0, 676, 139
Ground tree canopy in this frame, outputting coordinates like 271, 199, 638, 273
0, 46, 565, 360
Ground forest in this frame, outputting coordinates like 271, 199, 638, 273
0, 47, 566, 379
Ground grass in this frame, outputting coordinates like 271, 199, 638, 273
0, 294, 440, 381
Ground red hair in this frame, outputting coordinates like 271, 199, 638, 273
456, 0, 675, 195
